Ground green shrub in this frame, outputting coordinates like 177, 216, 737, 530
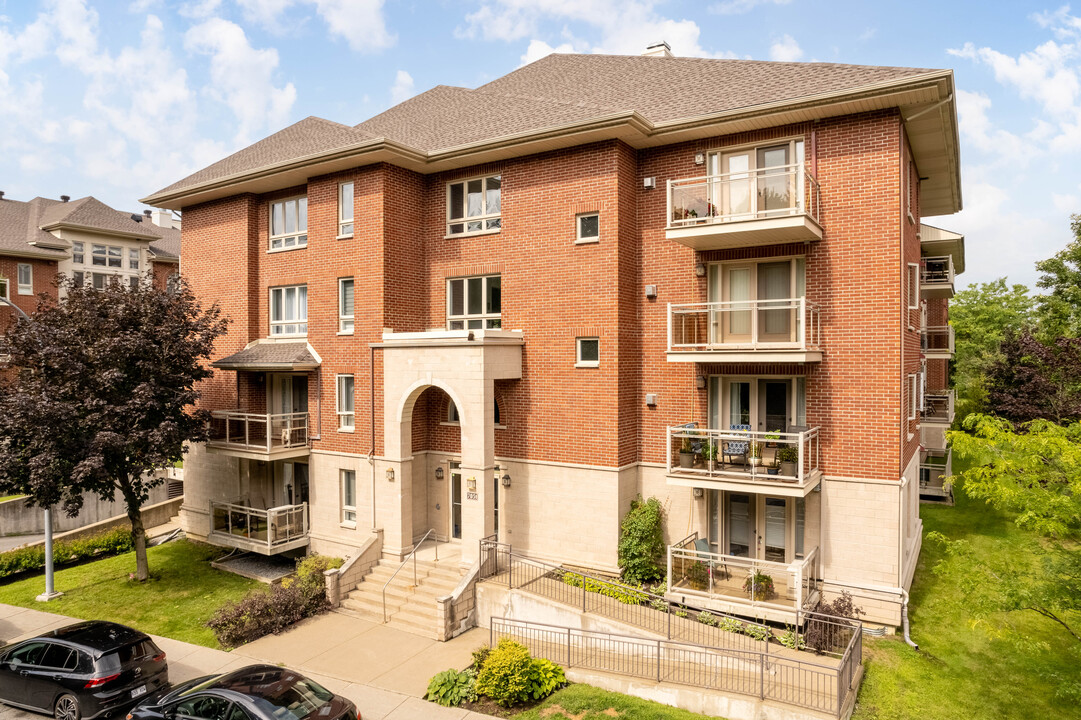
285, 554, 342, 615
526, 658, 566, 700
475, 638, 535, 707
697, 610, 719, 626
425, 669, 476, 707
562, 571, 648, 605
674, 609, 689, 619
617, 496, 666, 584
0, 527, 137, 579
471, 644, 491, 671
779, 626, 806, 650
717, 616, 744, 634
744, 624, 772, 643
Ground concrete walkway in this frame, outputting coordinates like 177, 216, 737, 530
0, 604, 492, 720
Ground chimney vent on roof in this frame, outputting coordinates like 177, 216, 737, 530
60, 195, 70, 202
643, 41, 673, 58
0, 191, 5, 199
144, 209, 152, 218
131, 214, 143, 223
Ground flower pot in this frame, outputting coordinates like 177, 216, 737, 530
780, 461, 797, 476
679, 451, 694, 468
766, 467, 779, 476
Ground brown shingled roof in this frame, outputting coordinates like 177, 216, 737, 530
0, 197, 71, 259
212, 341, 320, 371
147, 53, 944, 204
39, 196, 160, 239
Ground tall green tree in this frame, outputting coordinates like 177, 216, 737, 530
937, 415, 1081, 698
1036, 213, 1081, 340
0, 276, 227, 581
949, 279, 1034, 419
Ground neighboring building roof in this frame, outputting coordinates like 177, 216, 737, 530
144, 52, 961, 216
0, 195, 180, 262
212, 341, 321, 371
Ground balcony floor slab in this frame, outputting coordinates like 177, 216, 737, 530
666, 350, 822, 363
665, 469, 822, 498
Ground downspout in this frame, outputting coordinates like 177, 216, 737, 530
901, 589, 918, 650
831, 578, 919, 650
369, 344, 377, 532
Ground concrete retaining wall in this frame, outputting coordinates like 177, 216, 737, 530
11, 497, 184, 548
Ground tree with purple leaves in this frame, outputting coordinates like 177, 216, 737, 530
984, 328, 1081, 425
0, 276, 227, 581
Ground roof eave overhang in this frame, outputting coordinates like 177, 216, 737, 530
39, 221, 160, 242
210, 361, 320, 371
145, 71, 961, 216
0, 248, 66, 261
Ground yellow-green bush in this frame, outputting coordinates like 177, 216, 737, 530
475, 639, 535, 707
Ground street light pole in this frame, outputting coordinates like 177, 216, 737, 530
0, 296, 62, 602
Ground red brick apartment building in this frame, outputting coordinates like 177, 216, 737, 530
143, 46, 964, 627
0, 194, 180, 328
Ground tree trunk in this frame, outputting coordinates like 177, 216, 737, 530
122, 483, 149, 582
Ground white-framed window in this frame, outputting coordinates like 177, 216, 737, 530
17, 264, 32, 295
447, 175, 501, 236
72, 271, 84, 288
128, 276, 139, 291
269, 196, 308, 250
336, 374, 355, 431
129, 249, 140, 270
92, 273, 108, 290
576, 337, 600, 368
906, 263, 919, 311
340, 469, 356, 525
90, 244, 123, 268
447, 275, 501, 329
72, 241, 84, 265
338, 182, 354, 237
0, 277, 9, 301
576, 213, 600, 243
907, 373, 918, 422
338, 278, 354, 333
270, 285, 308, 336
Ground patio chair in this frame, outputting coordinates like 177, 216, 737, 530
693, 538, 730, 581
723, 424, 752, 466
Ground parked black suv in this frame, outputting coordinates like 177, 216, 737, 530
0, 621, 169, 720
128, 665, 359, 720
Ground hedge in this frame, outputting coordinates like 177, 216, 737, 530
0, 528, 136, 579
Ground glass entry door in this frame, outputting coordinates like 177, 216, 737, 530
727, 493, 753, 557
449, 461, 463, 540
723, 493, 792, 563
758, 261, 792, 341
721, 265, 753, 344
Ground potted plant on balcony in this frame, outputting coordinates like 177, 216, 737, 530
748, 442, 763, 467
743, 570, 776, 601
777, 446, 799, 477
702, 440, 718, 471
679, 436, 695, 468
766, 458, 780, 476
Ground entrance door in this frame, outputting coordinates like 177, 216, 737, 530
270, 374, 308, 414
756, 144, 792, 217
449, 461, 462, 540
719, 151, 753, 220
292, 464, 309, 505
763, 381, 789, 434
727, 493, 753, 557
757, 261, 792, 342
493, 472, 500, 541
761, 496, 788, 562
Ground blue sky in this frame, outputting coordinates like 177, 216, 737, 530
0, 0, 1075, 290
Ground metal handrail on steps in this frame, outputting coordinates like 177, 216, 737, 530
382, 528, 439, 623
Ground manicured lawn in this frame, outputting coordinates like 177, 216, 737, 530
853, 465, 1077, 720
514, 684, 724, 719
0, 539, 258, 648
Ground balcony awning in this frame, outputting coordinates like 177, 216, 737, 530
212, 340, 321, 372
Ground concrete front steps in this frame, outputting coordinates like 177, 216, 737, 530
340, 558, 462, 639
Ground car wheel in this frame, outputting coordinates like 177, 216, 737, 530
54, 694, 81, 720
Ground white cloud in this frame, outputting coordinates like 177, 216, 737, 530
953, 89, 1033, 166
236, 0, 297, 29
949, 40, 1080, 117
458, 1, 733, 58
1052, 192, 1078, 213
184, 17, 297, 145
310, 0, 395, 52
709, 0, 791, 15
178, 0, 222, 19
390, 69, 415, 104
858, 27, 876, 42
769, 34, 802, 62
520, 38, 576, 66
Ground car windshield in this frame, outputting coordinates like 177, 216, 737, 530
248, 676, 334, 720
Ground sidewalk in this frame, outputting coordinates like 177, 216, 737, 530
0, 603, 491, 720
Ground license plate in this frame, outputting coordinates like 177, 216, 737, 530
131, 685, 147, 699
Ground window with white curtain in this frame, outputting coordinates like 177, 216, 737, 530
340, 469, 356, 524
270, 196, 308, 250
337, 374, 354, 430
447, 175, 501, 235
795, 377, 807, 426
17, 264, 32, 295
270, 285, 308, 336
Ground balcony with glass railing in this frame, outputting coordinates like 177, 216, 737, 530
209, 501, 309, 555
206, 411, 310, 460
667, 298, 821, 362
665, 424, 822, 497
923, 389, 955, 425
922, 325, 954, 359
921, 255, 955, 298
665, 164, 822, 249
919, 448, 953, 501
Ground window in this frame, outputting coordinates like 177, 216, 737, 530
341, 470, 356, 524
907, 263, 919, 311
72, 241, 84, 264
92, 244, 106, 266
270, 196, 308, 250
108, 246, 122, 268
92, 273, 108, 290
90, 244, 123, 268
0, 277, 8, 301
447, 175, 501, 235
270, 285, 308, 336
907, 373, 918, 422
576, 213, 599, 243
446, 398, 503, 426
576, 337, 600, 367
338, 182, 354, 237
71, 271, 83, 287
447, 275, 501, 329
338, 278, 354, 333
336, 374, 355, 430
129, 276, 139, 290
129, 248, 140, 270
167, 273, 180, 294
17, 264, 32, 295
